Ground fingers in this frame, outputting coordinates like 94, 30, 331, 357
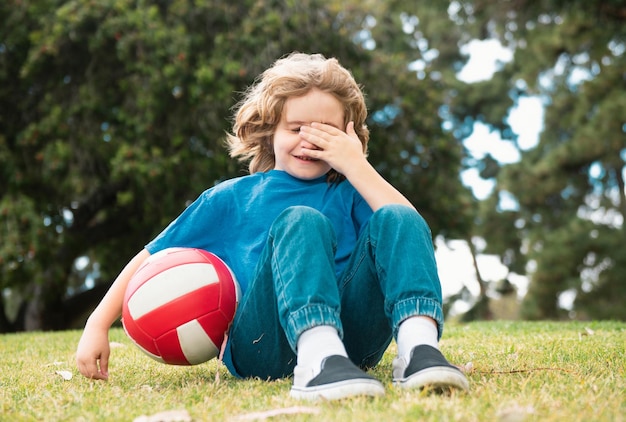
98, 355, 109, 379
299, 140, 320, 151
301, 121, 358, 140
299, 126, 326, 150
299, 122, 345, 148
91, 370, 108, 380
302, 122, 343, 139
77, 355, 109, 380
76, 328, 112, 380
77, 362, 105, 380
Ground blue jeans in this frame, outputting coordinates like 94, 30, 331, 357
222, 204, 443, 379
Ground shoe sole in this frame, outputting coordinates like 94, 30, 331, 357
393, 366, 469, 392
290, 378, 385, 401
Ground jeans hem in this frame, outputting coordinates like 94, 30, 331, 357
392, 297, 444, 340
286, 305, 343, 351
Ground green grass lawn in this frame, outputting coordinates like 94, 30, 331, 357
1, 321, 624, 421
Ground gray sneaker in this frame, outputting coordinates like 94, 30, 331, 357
290, 355, 385, 401
393, 345, 469, 392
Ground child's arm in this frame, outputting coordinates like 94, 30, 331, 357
76, 248, 151, 380
299, 122, 415, 211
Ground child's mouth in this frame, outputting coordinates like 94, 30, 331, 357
295, 155, 319, 162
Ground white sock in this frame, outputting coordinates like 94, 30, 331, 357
397, 316, 439, 361
296, 325, 347, 370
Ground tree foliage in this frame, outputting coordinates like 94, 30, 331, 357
0, 0, 473, 331
449, 0, 626, 319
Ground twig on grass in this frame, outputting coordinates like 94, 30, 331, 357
477, 367, 576, 375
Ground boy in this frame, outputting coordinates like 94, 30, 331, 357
77, 52, 469, 401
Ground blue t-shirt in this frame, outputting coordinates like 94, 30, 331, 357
145, 170, 373, 295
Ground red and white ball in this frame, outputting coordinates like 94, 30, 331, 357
122, 248, 240, 365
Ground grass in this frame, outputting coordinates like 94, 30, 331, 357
1, 321, 624, 421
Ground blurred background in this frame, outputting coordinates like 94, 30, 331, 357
1, 0, 624, 332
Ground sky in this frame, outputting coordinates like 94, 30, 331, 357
457, 39, 544, 201
461, 96, 544, 202
435, 39, 544, 303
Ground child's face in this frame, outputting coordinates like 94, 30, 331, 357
273, 88, 345, 180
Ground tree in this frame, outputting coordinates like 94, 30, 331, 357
448, 0, 626, 319
0, 0, 473, 331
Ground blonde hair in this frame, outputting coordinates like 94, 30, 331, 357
226, 52, 369, 182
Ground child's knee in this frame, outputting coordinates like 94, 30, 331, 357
373, 204, 428, 230
272, 206, 335, 238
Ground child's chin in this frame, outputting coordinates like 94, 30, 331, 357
288, 169, 329, 180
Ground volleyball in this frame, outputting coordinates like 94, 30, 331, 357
122, 248, 240, 365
